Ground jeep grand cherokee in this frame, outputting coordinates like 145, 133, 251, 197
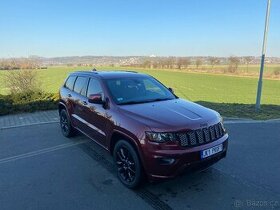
59, 70, 228, 188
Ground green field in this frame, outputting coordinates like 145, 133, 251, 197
0, 66, 279, 105
0, 66, 279, 119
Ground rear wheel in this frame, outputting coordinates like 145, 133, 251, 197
59, 109, 75, 137
113, 140, 143, 188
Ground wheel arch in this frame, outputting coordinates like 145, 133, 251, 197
58, 102, 73, 127
109, 131, 144, 163
58, 102, 67, 114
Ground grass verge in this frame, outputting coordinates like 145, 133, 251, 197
197, 101, 280, 120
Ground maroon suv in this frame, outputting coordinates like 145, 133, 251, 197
59, 70, 228, 188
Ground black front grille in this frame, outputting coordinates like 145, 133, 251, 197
178, 122, 225, 147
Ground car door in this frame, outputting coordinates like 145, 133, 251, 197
71, 76, 89, 129
79, 77, 108, 146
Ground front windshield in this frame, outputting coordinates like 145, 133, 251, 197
105, 76, 176, 105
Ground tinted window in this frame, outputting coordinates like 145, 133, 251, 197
87, 78, 103, 98
65, 76, 76, 90
73, 76, 88, 96
143, 79, 163, 94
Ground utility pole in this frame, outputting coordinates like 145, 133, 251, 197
256, 0, 271, 111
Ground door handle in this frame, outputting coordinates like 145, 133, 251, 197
82, 101, 88, 106
68, 93, 72, 97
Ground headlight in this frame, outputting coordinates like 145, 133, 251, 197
145, 131, 177, 143
219, 116, 226, 132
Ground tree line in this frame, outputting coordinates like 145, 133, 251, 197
136, 56, 254, 73
0, 56, 256, 73
0, 57, 45, 70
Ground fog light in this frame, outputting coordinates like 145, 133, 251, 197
157, 157, 176, 165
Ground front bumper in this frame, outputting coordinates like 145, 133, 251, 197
142, 134, 228, 180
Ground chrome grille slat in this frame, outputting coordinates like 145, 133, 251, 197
179, 122, 225, 147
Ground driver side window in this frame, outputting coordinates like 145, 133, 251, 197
87, 78, 104, 98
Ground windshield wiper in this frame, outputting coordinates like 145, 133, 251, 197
149, 98, 173, 102
118, 100, 147, 105
119, 98, 173, 105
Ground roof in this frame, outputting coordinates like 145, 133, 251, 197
70, 70, 148, 79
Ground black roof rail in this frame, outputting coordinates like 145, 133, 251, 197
73, 70, 98, 74
124, 70, 138, 73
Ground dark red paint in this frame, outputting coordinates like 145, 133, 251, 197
59, 71, 228, 181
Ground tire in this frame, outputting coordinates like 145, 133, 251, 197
113, 140, 143, 188
59, 109, 75, 138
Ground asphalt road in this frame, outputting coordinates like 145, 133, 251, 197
0, 121, 279, 210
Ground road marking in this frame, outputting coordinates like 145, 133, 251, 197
0, 121, 59, 130
0, 140, 89, 164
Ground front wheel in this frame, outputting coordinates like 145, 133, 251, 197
59, 109, 75, 137
113, 140, 143, 188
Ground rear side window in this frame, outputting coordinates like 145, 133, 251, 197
73, 76, 88, 96
87, 78, 103, 98
65, 76, 76, 90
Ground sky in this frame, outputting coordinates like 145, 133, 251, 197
0, 0, 279, 58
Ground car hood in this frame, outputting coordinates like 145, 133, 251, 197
118, 99, 220, 131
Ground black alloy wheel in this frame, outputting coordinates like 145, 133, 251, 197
113, 140, 143, 188
60, 109, 75, 137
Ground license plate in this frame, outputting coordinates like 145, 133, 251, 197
201, 144, 223, 159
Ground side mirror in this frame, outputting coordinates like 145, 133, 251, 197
88, 94, 104, 104
168, 87, 174, 93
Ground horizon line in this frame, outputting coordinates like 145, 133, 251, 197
1, 55, 280, 59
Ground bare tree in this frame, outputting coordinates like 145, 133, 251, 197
5, 69, 41, 94
228, 56, 240, 73
177, 57, 191, 69
183, 57, 191, 69
208, 57, 220, 70
273, 68, 280, 77
195, 58, 203, 69
215, 58, 220, 66
209, 57, 215, 70
160, 58, 169, 69
177, 57, 184, 69
151, 58, 158, 69
244, 56, 253, 73
166, 57, 176, 69
159, 57, 171, 69
142, 60, 152, 69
